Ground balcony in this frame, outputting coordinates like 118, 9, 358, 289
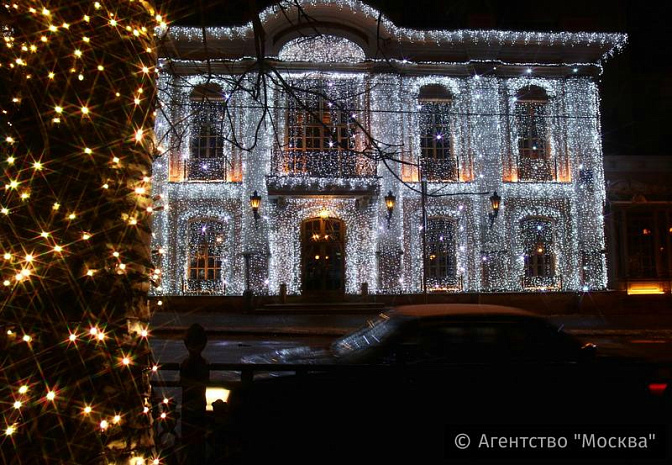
268, 150, 378, 195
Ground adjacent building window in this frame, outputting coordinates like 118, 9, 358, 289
521, 217, 556, 287
186, 220, 226, 294
624, 212, 657, 278
419, 85, 457, 182
514, 86, 554, 182
426, 217, 458, 289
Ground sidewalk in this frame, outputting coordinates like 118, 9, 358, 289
150, 310, 672, 338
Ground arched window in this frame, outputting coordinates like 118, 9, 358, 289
278, 35, 366, 63
514, 86, 553, 181
426, 217, 459, 289
521, 217, 556, 288
418, 85, 456, 182
187, 84, 241, 181
185, 220, 226, 294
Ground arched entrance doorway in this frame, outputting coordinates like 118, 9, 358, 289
301, 217, 345, 295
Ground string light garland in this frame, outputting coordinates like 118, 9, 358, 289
151, 1, 616, 298
1, 1, 166, 463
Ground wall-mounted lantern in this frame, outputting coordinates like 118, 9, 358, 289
384, 190, 396, 229
489, 191, 501, 227
249, 190, 261, 226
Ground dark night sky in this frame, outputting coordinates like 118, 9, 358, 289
160, 0, 672, 156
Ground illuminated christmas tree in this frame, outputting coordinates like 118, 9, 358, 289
1, 2, 165, 463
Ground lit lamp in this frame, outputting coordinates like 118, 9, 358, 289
249, 190, 261, 226
489, 191, 501, 227
384, 190, 396, 228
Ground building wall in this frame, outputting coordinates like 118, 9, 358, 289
151, 67, 608, 296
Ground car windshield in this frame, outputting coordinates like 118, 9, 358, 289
331, 313, 403, 361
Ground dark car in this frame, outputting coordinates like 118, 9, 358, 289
227, 305, 670, 463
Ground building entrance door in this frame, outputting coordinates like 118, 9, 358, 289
301, 217, 345, 294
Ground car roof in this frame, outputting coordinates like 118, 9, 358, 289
389, 304, 540, 320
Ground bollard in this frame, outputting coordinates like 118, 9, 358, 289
180, 323, 209, 465
280, 283, 287, 304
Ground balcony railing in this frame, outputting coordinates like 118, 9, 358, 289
422, 158, 458, 182
521, 275, 562, 290
517, 158, 557, 182
274, 150, 377, 178
182, 278, 226, 295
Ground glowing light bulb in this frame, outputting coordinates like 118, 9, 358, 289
25, 254, 33, 262
5, 425, 15, 436
33, 161, 43, 170
18, 386, 28, 394
52, 202, 60, 210
13, 401, 21, 409
100, 420, 108, 429
53, 245, 63, 253
81, 106, 89, 115
98, 65, 104, 71
113, 415, 121, 424
135, 129, 144, 142
84, 406, 92, 414
69, 333, 77, 342
122, 357, 130, 365
109, 19, 117, 27
46, 391, 56, 401
68, 213, 76, 220
84, 147, 92, 155
74, 49, 82, 57
7, 156, 15, 164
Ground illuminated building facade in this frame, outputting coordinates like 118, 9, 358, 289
151, 0, 626, 298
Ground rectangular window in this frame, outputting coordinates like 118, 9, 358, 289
419, 101, 457, 181
280, 79, 374, 178
187, 102, 241, 181
185, 221, 225, 294
426, 217, 458, 288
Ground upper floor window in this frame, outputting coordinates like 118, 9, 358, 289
426, 217, 459, 289
186, 220, 226, 294
280, 79, 373, 178
186, 84, 242, 182
514, 86, 553, 182
287, 93, 355, 154
418, 85, 457, 182
521, 217, 556, 287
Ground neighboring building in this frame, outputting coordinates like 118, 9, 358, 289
604, 156, 672, 295
151, 0, 626, 299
